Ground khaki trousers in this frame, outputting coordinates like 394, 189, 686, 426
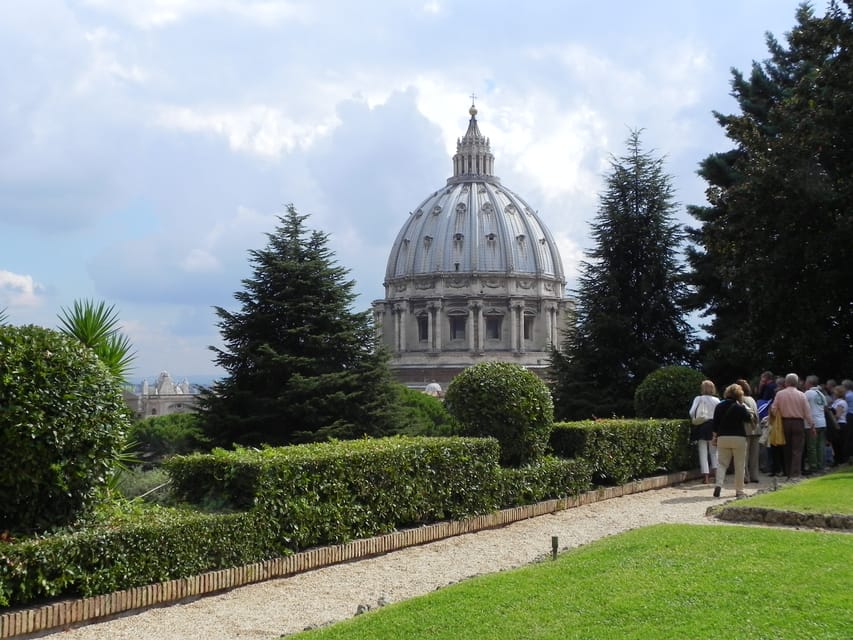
715, 435, 747, 493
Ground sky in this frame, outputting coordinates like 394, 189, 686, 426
1, 0, 812, 384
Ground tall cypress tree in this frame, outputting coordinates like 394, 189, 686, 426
551, 131, 694, 420
198, 204, 400, 447
687, 1, 853, 380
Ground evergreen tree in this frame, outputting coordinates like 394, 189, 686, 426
551, 131, 694, 420
198, 204, 400, 447
687, 1, 853, 380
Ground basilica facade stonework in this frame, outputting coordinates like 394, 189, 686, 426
373, 104, 572, 387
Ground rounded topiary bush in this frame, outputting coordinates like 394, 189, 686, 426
0, 325, 131, 533
634, 365, 706, 419
444, 361, 553, 467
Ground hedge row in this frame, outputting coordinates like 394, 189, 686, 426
1, 426, 681, 608
549, 418, 693, 485
165, 436, 505, 548
0, 509, 274, 608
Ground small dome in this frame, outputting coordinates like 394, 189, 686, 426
384, 106, 564, 285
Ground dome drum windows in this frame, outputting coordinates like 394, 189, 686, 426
416, 312, 429, 342
447, 308, 468, 342
485, 315, 503, 340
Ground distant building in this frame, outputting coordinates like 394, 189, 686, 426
124, 370, 199, 419
372, 102, 572, 388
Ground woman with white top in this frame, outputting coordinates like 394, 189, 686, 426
689, 380, 720, 484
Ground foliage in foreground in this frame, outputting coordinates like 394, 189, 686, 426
292, 523, 853, 640
0, 325, 131, 534
0, 504, 275, 608
444, 361, 554, 467
0, 435, 594, 607
198, 204, 401, 447
634, 365, 706, 418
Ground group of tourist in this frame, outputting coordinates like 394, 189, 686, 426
689, 373, 852, 498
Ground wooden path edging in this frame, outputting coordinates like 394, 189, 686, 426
0, 470, 697, 639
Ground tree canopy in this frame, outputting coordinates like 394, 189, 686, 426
551, 130, 694, 420
198, 204, 400, 447
686, 0, 853, 381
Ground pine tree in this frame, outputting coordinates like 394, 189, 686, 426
551, 131, 694, 420
198, 204, 400, 447
686, 1, 853, 379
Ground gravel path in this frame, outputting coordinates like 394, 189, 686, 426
49, 477, 775, 640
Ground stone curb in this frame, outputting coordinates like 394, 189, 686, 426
716, 506, 853, 530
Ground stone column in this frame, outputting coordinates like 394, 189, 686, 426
428, 300, 442, 352
394, 303, 407, 353
511, 301, 525, 353
468, 300, 482, 353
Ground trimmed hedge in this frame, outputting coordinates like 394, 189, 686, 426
165, 436, 504, 549
550, 419, 693, 485
498, 457, 593, 508
1, 423, 683, 609
0, 507, 274, 607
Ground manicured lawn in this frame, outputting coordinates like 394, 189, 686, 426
726, 467, 853, 515
290, 523, 853, 639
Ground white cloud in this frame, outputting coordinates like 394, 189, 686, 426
81, 0, 312, 30
75, 27, 150, 93
154, 104, 338, 157
0, 270, 46, 309
422, 2, 442, 16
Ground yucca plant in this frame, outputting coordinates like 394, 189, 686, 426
58, 299, 136, 381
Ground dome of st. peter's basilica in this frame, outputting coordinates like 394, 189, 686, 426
372, 103, 572, 387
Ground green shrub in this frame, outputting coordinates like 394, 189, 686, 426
165, 436, 503, 550
550, 419, 692, 485
0, 504, 278, 607
393, 384, 458, 437
0, 325, 131, 533
129, 412, 210, 463
634, 365, 706, 419
444, 362, 553, 467
498, 457, 593, 507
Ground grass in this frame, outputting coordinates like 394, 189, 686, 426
289, 473, 853, 640
725, 467, 853, 515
